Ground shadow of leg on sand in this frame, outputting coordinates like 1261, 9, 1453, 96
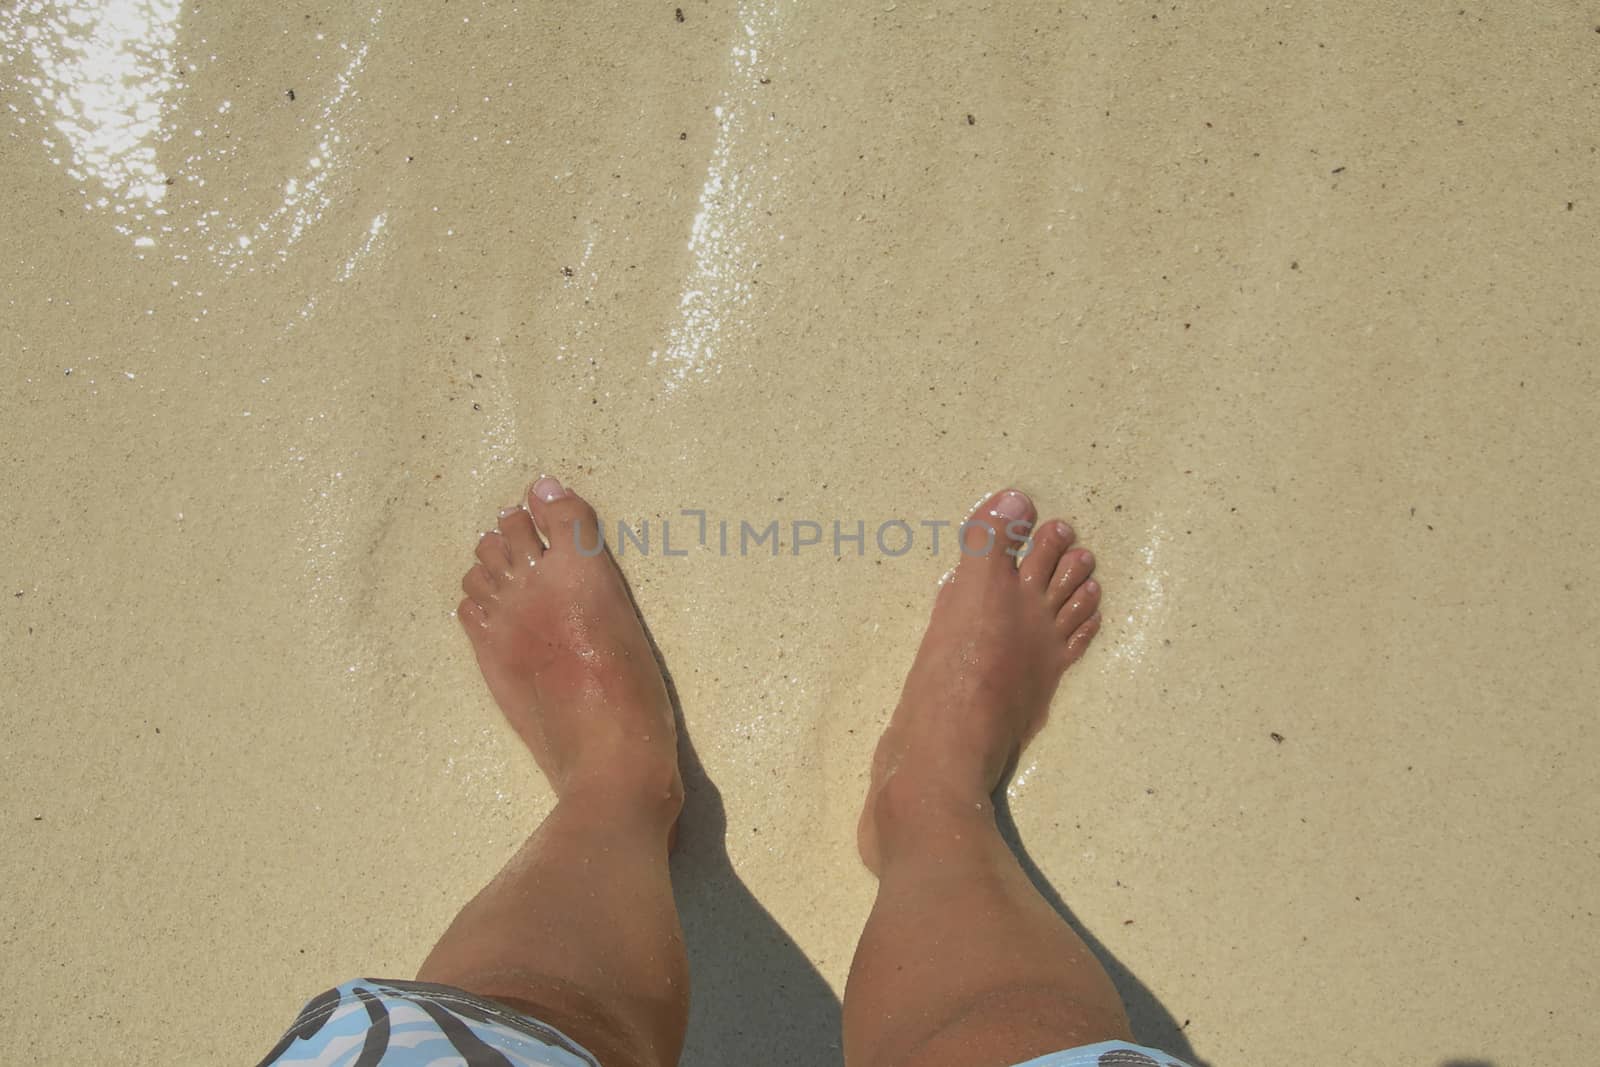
671, 754, 1202, 1067
994, 791, 1209, 1067
627, 575, 842, 1067
670, 731, 1199, 1067
670, 729, 844, 1067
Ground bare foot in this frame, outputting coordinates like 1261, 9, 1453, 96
858, 488, 1101, 873
457, 476, 682, 819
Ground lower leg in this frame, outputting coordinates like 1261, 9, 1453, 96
845, 792, 1130, 1067
844, 490, 1129, 1067
418, 787, 686, 1067
421, 477, 689, 1067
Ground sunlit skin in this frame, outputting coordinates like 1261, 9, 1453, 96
420, 477, 1131, 1067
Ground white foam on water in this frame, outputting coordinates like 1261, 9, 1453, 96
0, 1, 385, 269
1107, 517, 1169, 669
1, 0, 182, 222
652, 1, 787, 393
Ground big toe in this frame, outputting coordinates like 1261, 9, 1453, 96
527, 475, 604, 555
957, 488, 1036, 570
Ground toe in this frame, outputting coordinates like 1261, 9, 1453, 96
527, 475, 604, 554
462, 563, 498, 602
1056, 577, 1101, 636
457, 597, 488, 630
497, 505, 543, 563
476, 531, 514, 578
1063, 611, 1102, 665
1048, 547, 1095, 611
1019, 519, 1074, 588
958, 488, 1036, 568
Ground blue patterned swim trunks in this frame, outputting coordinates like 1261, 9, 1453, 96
258, 978, 1195, 1067
257, 979, 599, 1067
1015, 1043, 1198, 1067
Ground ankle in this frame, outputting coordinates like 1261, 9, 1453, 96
555, 761, 684, 833
870, 769, 998, 863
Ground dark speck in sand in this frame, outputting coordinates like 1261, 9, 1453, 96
675, 7, 684, 22
286, 88, 295, 101
1270, 732, 1285, 743
679, 131, 687, 140
1290, 260, 1300, 270
33, 815, 42, 822
560, 266, 574, 277
1331, 165, 1345, 174
966, 113, 976, 125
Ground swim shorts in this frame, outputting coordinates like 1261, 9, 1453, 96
258, 978, 1195, 1067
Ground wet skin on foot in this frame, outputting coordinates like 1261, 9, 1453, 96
457, 475, 683, 817
859, 488, 1101, 873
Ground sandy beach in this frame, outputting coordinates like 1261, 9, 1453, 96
2, 2, 1596, 1064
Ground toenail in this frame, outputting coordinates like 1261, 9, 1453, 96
499, 505, 525, 519
992, 490, 1031, 521
1085, 579, 1099, 594
1080, 549, 1094, 566
532, 475, 566, 502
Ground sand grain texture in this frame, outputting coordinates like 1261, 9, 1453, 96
1, 3, 1596, 1065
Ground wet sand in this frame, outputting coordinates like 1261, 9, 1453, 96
2, 3, 1597, 1064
